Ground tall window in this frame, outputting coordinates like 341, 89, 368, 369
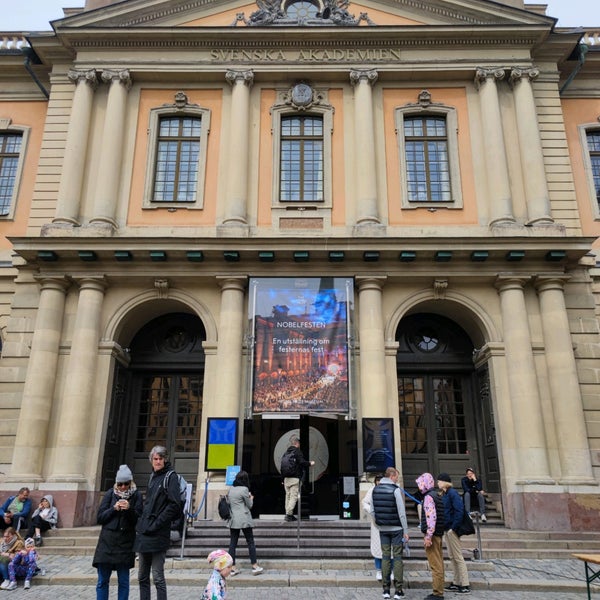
404, 116, 450, 202
0, 132, 22, 216
280, 115, 324, 202
152, 116, 201, 202
587, 131, 600, 209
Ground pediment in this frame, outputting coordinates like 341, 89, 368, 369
52, 0, 554, 30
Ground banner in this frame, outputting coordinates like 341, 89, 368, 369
249, 277, 353, 414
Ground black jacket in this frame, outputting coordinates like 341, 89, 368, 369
420, 489, 446, 537
93, 487, 143, 568
282, 445, 311, 479
134, 463, 182, 553
372, 482, 402, 528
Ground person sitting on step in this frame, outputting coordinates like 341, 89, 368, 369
461, 468, 487, 522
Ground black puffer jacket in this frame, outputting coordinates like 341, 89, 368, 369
134, 463, 182, 553
93, 486, 143, 568
372, 482, 402, 527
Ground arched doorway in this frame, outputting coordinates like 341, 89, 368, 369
396, 313, 498, 493
101, 312, 206, 490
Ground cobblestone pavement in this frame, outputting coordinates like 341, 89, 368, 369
6, 555, 596, 598
0, 585, 591, 599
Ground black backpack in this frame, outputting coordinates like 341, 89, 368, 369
280, 449, 298, 477
217, 495, 231, 520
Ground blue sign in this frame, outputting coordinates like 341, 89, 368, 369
225, 465, 241, 486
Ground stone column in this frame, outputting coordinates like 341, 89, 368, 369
9, 278, 69, 481
474, 68, 515, 227
356, 277, 387, 417
89, 70, 132, 231
350, 69, 381, 227
222, 70, 253, 229
212, 277, 247, 416
49, 277, 106, 481
535, 276, 596, 484
495, 275, 552, 483
509, 67, 553, 226
53, 70, 98, 226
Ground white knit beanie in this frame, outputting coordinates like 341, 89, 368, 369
116, 464, 133, 483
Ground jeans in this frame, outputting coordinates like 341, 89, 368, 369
96, 563, 130, 600
379, 529, 404, 591
464, 491, 485, 514
138, 550, 167, 600
228, 527, 258, 565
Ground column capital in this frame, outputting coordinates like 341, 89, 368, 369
494, 274, 531, 292
508, 66, 539, 88
72, 276, 108, 293
225, 69, 254, 87
474, 67, 505, 90
101, 69, 133, 90
67, 69, 99, 90
33, 275, 71, 293
349, 68, 378, 87
534, 274, 571, 293
216, 275, 248, 292
355, 275, 387, 291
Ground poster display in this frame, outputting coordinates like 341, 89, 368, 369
205, 418, 238, 471
249, 277, 353, 414
362, 418, 395, 473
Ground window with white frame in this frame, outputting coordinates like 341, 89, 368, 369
271, 88, 333, 215
586, 129, 600, 216
143, 99, 210, 209
395, 98, 462, 209
0, 121, 29, 219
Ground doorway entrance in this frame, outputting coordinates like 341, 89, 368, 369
242, 414, 357, 518
101, 312, 206, 490
396, 313, 497, 493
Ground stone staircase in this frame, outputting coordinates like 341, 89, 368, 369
40, 518, 600, 562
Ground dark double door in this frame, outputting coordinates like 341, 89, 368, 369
242, 415, 358, 518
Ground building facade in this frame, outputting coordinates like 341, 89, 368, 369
0, 0, 599, 531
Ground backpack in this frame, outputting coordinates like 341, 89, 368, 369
280, 449, 298, 477
217, 495, 231, 520
163, 470, 188, 510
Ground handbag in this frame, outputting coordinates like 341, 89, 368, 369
455, 508, 475, 537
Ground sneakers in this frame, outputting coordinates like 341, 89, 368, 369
445, 584, 460, 592
6, 581, 17, 591
481, 514, 487, 522
34, 535, 42, 547
251, 565, 264, 575
230, 568, 241, 576
24, 580, 31, 590
284, 514, 297, 522
376, 570, 382, 581
456, 586, 471, 594
394, 591, 405, 599
382, 592, 391, 600
0, 581, 10, 590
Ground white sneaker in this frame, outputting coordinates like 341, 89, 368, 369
481, 514, 487, 522
6, 581, 17, 591
24, 580, 31, 590
251, 565, 263, 575
376, 570, 382, 581
0, 581, 10, 589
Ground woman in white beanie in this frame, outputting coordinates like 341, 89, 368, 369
92, 465, 143, 600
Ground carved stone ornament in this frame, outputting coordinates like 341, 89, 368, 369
67, 69, 99, 90
154, 278, 169, 300
474, 67, 506, 90
282, 82, 323, 110
161, 91, 199, 111
233, 0, 375, 27
433, 279, 448, 300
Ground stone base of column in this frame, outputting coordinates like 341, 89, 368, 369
87, 219, 117, 236
42, 221, 81, 236
504, 489, 600, 531
352, 222, 386, 237
217, 222, 250, 237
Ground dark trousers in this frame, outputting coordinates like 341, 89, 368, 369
138, 550, 167, 600
228, 527, 258, 565
379, 529, 404, 592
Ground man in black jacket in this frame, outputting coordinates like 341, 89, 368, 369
281, 436, 314, 522
134, 446, 182, 600
370, 467, 409, 600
